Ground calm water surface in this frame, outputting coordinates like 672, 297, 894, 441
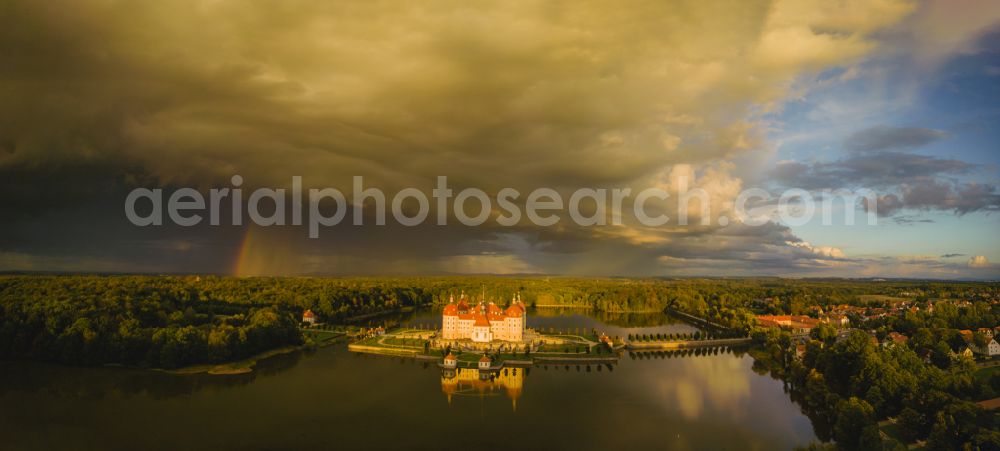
0, 310, 818, 450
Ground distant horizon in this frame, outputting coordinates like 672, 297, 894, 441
2, 270, 996, 283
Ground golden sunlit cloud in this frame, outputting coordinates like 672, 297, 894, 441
1, 0, 997, 277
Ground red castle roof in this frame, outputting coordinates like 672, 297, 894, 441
303, 310, 315, 318
445, 299, 525, 323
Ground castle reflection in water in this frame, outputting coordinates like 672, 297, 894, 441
440, 367, 524, 410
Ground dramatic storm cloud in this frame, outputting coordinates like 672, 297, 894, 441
1, 0, 998, 278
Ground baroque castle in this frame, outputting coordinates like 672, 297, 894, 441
441, 292, 526, 343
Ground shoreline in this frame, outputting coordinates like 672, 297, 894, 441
165, 330, 347, 376
162, 345, 304, 375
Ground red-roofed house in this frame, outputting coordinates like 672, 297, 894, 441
886, 332, 908, 347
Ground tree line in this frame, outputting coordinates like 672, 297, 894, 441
1, 275, 996, 372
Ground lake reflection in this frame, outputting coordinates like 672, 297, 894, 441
0, 310, 820, 451
441, 366, 525, 410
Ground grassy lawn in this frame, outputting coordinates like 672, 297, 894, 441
382, 337, 427, 348
392, 328, 424, 335
538, 329, 597, 337
455, 353, 485, 362
306, 325, 359, 334
537, 343, 590, 353
301, 329, 344, 344
544, 333, 598, 343
356, 336, 383, 346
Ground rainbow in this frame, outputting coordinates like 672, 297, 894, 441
232, 227, 300, 276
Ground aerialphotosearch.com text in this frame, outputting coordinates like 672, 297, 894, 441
124, 175, 881, 238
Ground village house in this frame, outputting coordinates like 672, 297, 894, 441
976, 338, 1000, 357
302, 309, 317, 326
960, 330, 1000, 357
867, 307, 888, 319
884, 332, 908, 348
755, 315, 821, 334
952, 347, 975, 360
824, 314, 850, 328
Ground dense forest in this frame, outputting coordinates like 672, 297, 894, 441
0, 276, 305, 368
755, 328, 1000, 450
0, 275, 446, 368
